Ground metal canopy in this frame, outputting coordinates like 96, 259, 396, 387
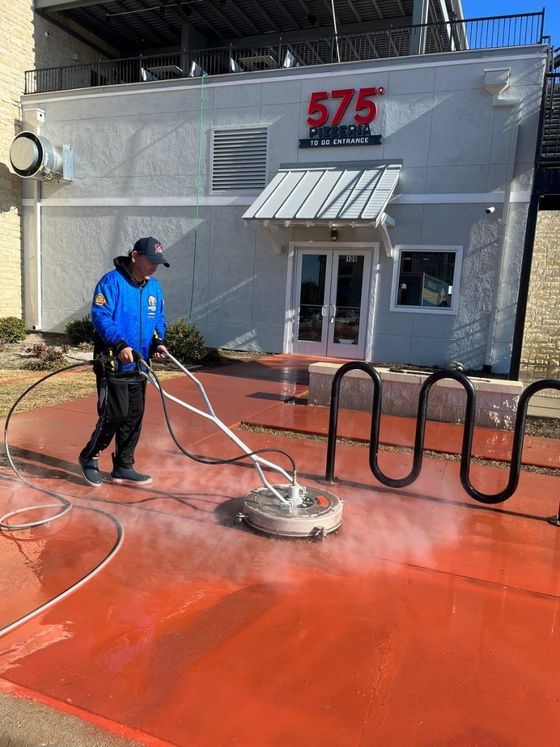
242, 163, 401, 225
34, 0, 445, 56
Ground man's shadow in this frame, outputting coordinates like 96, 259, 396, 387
0, 445, 226, 520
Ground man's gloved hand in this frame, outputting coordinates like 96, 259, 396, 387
152, 344, 169, 361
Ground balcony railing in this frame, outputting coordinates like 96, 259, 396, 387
25, 12, 546, 95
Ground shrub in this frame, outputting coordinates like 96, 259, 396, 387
165, 319, 208, 363
24, 343, 65, 370
0, 316, 26, 343
203, 347, 223, 364
65, 315, 95, 345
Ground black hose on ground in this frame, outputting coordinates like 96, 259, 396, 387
1, 359, 124, 638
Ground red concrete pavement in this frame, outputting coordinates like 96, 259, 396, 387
0, 356, 559, 746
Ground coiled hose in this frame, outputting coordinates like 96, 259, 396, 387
1, 360, 124, 638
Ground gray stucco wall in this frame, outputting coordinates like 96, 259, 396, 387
23, 45, 546, 369
40, 205, 287, 352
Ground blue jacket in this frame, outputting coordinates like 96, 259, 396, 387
91, 257, 166, 374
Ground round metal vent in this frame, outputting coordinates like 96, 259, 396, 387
10, 131, 64, 180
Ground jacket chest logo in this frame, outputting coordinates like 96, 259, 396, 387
147, 295, 157, 314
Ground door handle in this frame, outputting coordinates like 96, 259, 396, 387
329, 304, 337, 323
321, 305, 328, 317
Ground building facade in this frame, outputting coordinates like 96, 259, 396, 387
5, 2, 558, 377
19, 44, 547, 374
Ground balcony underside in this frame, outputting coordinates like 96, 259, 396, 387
25, 12, 546, 95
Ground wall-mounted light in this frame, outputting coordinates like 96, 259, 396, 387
330, 228, 338, 241
485, 206, 496, 214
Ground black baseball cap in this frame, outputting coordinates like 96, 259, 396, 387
133, 236, 170, 267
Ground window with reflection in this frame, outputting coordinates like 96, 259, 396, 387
298, 254, 327, 341
392, 247, 461, 313
333, 255, 364, 344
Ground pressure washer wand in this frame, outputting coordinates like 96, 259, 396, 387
140, 352, 303, 507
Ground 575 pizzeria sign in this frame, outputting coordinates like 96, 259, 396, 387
299, 87, 384, 149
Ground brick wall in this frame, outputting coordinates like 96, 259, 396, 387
0, 0, 34, 318
520, 210, 560, 377
0, 3, 108, 321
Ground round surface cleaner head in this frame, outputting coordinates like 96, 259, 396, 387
241, 485, 343, 538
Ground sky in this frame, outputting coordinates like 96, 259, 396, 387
461, 1, 559, 45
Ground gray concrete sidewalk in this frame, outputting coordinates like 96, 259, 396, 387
0, 693, 143, 747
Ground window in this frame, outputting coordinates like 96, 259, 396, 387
390, 245, 462, 314
211, 127, 268, 193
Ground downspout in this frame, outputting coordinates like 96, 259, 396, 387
483, 119, 519, 372
20, 107, 44, 330
36, 194, 42, 330
21, 181, 42, 330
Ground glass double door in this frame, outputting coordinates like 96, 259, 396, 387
293, 248, 371, 358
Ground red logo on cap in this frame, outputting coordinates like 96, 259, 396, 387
154, 243, 163, 254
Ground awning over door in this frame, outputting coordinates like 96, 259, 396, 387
242, 163, 401, 226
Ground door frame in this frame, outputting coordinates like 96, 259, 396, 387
284, 241, 380, 359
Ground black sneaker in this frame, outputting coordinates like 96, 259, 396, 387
111, 461, 152, 484
79, 452, 103, 487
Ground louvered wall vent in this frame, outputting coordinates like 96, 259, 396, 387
212, 128, 268, 192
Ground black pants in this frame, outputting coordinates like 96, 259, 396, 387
81, 373, 146, 468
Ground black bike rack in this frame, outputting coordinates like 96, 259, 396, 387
325, 362, 560, 524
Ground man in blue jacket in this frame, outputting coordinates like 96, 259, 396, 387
79, 237, 169, 487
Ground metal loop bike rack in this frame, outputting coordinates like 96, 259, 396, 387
325, 363, 560, 519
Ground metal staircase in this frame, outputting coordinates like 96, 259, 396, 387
540, 73, 560, 166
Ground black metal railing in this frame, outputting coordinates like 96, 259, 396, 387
24, 12, 546, 94
325, 363, 560, 518
539, 73, 560, 165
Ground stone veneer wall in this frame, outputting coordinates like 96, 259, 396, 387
521, 210, 560, 378
0, 0, 34, 317
308, 363, 524, 430
0, 2, 108, 319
